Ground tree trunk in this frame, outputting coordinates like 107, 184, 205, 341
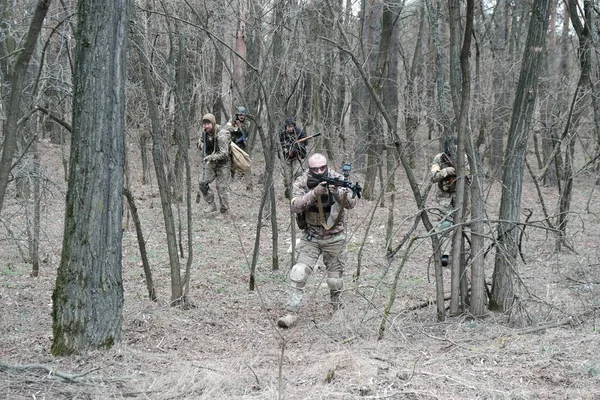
0, 0, 50, 213
123, 189, 157, 301
490, 0, 552, 312
131, 15, 183, 304
52, 0, 128, 355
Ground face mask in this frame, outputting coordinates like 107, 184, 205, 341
307, 168, 328, 188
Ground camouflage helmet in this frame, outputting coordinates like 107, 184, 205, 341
235, 106, 248, 116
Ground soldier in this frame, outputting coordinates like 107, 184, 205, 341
430, 136, 468, 266
279, 117, 307, 198
197, 113, 231, 214
278, 153, 359, 327
224, 106, 250, 151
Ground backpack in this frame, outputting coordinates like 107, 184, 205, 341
230, 142, 251, 172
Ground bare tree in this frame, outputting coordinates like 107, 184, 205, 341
130, 13, 183, 304
0, 0, 51, 213
490, 0, 552, 312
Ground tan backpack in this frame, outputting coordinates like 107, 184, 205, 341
230, 142, 251, 172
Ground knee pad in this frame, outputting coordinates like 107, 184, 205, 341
326, 277, 344, 292
290, 263, 311, 289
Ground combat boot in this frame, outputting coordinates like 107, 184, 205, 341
203, 201, 217, 213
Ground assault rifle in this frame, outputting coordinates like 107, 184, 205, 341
282, 132, 321, 161
322, 163, 362, 199
296, 131, 321, 144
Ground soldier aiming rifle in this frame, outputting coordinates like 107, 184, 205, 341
277, 153, 360, 328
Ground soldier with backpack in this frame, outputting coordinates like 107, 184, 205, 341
224, 106, 250, 151
196, 113, 231, 214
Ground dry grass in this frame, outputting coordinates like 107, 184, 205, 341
0, 141, 599, 399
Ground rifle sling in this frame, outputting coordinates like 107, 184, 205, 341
316, 194, 344, 231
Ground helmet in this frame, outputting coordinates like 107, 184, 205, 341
235, 106, 248, 116
284, 117, 296, 127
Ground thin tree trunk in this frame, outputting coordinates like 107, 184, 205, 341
123, 188, 157, 301
491, 0, 552, 312
131, 20, 183, 304
0, 0, 51, 213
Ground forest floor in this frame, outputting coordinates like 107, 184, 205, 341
1, 140, 600, 399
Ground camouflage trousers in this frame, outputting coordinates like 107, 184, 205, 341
432, 192, 456, 256
296, 233, 347, 281
199, 161, 231, 211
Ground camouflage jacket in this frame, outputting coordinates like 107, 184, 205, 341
200, 124, 231, 165
224, 117, 250, 146
430, 152, 470, 194
291, 170, 358, 239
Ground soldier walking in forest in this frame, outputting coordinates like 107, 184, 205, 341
279, 117, 308, 199
430, 136, 468, 266
197, 113, 231, 214
224, 106, 250, 151
278, 153, 359, 328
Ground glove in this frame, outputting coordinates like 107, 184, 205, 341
196, 140, 203, 150
312, 182, 327, 196
204, 155, 215, 163
442, 167, 455, 177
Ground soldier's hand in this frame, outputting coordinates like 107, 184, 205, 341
313, 182, 328, 196
204, 155, 214, 163
196, 140, 203, 150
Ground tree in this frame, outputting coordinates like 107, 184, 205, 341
490, 0, 552, 312
51, 0, 129, 355
0, 0, 51, 213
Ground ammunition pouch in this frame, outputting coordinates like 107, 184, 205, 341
296, 212, 307, 230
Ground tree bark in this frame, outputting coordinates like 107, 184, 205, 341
52, 0, 128, 355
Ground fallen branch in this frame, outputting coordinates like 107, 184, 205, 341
512, 317, 574, 336
0, 362, 101, 383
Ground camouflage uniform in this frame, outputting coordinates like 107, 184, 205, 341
198, 114, 231, 213
430, 149, 469, 264
286, 167, 358, 312
224, 115, 250, 150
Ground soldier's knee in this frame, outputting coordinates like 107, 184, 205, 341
290, 263, 312, 289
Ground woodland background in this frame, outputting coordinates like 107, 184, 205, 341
0, 0, 600, 398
